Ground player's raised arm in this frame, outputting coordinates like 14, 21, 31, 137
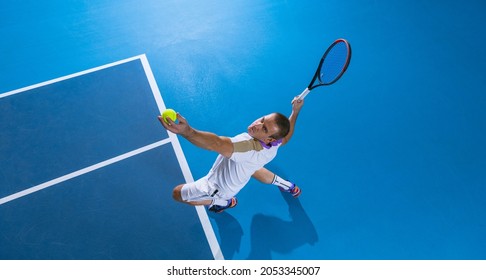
282, 97, 304, 146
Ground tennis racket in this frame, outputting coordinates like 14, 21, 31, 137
297, 38, 352, 100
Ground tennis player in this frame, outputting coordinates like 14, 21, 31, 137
158, 97, 304, 213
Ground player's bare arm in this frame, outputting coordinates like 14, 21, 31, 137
158, 113, 234, 158
282, 97, 304, 145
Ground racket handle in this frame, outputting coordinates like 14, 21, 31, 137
297, 88, 310, 100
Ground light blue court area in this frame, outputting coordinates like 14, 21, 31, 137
1, 0, 486, 260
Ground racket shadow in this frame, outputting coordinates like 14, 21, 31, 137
246, 192, 318, 260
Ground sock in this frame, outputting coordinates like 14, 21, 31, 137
271, 175, 294, 190
211, 198, 229, 207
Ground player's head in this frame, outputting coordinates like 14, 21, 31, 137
248, 113, 290, 145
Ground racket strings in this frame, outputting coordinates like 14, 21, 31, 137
319, 41, 350, 85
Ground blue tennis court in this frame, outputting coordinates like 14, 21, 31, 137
1, 0, 485, 260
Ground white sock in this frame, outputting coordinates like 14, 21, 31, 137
211, 198, 229, 207
271, 175, 293, 190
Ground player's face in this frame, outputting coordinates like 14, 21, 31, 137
248, 113, 280, 144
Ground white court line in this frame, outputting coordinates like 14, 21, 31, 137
139, 55, 224, 260
0, 139, 170, 205
0, 55, 145, 99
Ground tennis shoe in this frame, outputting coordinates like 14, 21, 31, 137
208, 197, 237, 213
279, 184, 301, 198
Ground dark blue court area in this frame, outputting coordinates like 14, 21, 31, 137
1, 0, 486, 260
0, 58, 215, 259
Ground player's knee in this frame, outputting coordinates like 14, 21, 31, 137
172, 185, 184, 202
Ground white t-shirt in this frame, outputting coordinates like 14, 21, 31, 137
206, 132, 279, 198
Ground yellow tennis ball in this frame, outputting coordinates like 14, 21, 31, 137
162, 109, 177, 124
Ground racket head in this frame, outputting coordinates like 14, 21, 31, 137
312, 39, 352, 88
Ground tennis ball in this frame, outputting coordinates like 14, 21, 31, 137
162, 109, 177, 124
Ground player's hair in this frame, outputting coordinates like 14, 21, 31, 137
271, 113, 290, 140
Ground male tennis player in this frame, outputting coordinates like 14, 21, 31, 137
158, 97, 304, 213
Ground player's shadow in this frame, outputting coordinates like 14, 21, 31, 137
246, 192, 318, 259
207, 211, 243, 260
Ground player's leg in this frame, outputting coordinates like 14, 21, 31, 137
252, 168, 274, 184
172, 180, 237, 212
172, 184, 212, 206
252, 167, 301, 198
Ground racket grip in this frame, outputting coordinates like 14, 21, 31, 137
297, 88, 310, 100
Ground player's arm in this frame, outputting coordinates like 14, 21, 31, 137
281, 97, 304, 146
182, 129, 234, 158
158, 113, 234, 158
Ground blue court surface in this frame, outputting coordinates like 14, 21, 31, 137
1, 0, 485, 260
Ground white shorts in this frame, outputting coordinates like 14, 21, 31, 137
181, 176, 227, 202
